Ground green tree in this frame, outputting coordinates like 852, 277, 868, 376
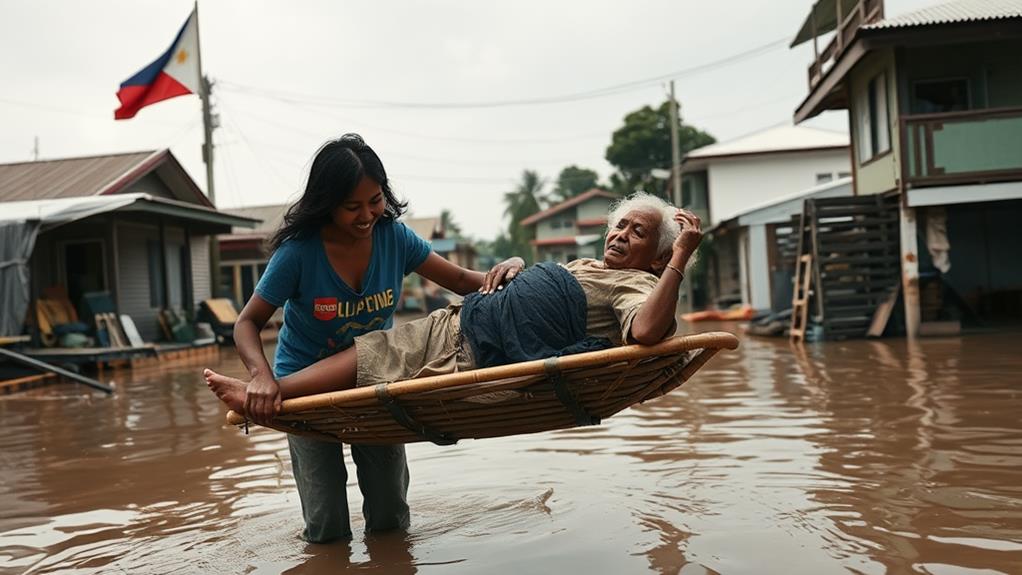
439, 209, 463, 239
605, 100, 715, 197
503, 170, 546, 264
551, 165, 600, 203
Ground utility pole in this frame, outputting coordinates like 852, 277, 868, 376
668, 80, 682, 207
195, 0, 221, 296
668, 80, 694, 313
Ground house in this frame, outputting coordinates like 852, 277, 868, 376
714, 177, 854, 312
681, 125, 851, 308
792, 0, 1022, 336
218, 204, 288, 305
216, 208, 474, 312
520, 188, 618, 264
0, 150, 257, 343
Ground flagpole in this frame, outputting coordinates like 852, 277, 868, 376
194, 0, 222, 297
194, 0, 215, 205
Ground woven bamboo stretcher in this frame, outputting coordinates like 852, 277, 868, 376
225, 331, 739, 445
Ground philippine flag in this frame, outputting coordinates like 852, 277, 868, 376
114, 9, 201, 120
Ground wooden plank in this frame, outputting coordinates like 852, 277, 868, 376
825, 292, 899, 303
815, 195, 890, 205
826, 304, 880, 314
820, 255, 900, 265
119, 315, 146, 347
867, 287, 900, 337
816, 231, 895, 243
0, 348, 113, 393
1, 373, 57, 393
0, 335, 31, 346
822, 268, 901, 279
817, 242, 901, 254
815, 217, 898, 230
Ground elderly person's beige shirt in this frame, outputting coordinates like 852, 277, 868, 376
354, 258, 666, 387
563, 258, 662, 346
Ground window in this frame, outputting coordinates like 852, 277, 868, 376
61, 240, 106, 308
913, 78, 969, 114
550, 220, 561, 229
148, 241, 165, 308
241, 264, 256, 303
816, 173, 834, 184
838, 171, 852, 179
220, 265, 236, 302
856, 72, 891, 163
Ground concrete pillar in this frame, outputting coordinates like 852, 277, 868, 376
748, 224, 771, 310
737, 228, 751, 306
900, 204, 921, 339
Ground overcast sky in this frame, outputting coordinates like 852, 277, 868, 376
2, 0, 934, 240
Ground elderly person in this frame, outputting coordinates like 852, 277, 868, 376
205, 192, 702, 411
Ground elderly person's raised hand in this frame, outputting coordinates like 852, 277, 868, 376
480, 256, 526, 294
672, 209, 703, 267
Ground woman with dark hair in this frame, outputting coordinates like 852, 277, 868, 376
232, 133, 523, 543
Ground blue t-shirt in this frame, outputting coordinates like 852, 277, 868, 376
255, 219, 432, 378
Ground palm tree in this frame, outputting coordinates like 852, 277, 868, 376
503, 170, 546, 263
439, 209, 463, 239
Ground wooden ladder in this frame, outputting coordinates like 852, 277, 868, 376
790, 254, 813, 343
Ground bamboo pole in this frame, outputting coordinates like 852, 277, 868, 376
226, 333, 738, 429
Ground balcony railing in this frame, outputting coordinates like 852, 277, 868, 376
807, 0, 884, 88
902, 106, 1022, 188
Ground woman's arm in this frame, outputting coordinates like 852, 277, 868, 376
233, 294, 281, 425
629, 210, 703, 345
415, 252, 525, 296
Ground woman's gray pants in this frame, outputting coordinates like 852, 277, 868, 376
287, 434, 410, 543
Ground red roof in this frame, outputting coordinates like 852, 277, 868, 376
520, 188, 616, 227
576, 217, 607, 227
530, 237, 579, 247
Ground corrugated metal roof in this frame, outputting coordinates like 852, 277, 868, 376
685, 125, 848, 160
863, 0, 1022, 30
0, 151, 158, 202
222, 204, 288, 235
0, 193, 259, 229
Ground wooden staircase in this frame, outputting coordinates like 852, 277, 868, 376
790, 194, 901, 341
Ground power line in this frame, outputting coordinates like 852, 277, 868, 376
220, 92, 608, 145
217, 36, 788, 111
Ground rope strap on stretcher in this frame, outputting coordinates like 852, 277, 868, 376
375, 383, 458, 446
544, 358, 600, 426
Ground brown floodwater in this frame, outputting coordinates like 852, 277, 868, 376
2, 326, 1021, 574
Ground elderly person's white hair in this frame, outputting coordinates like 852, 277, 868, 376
607, 192, 680, 257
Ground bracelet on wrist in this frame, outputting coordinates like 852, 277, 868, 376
665, 263, 685, 280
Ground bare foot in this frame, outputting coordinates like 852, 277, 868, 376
204, 368, 247, 414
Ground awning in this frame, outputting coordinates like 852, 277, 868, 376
0, 193, 260, 232
791, 0, 860, 47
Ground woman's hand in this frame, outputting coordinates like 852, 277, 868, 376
244, 372, 281, 425
480, 257, 525, 294
672, 209, 703, 267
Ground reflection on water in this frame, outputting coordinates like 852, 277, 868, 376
2, 330, 1021, 574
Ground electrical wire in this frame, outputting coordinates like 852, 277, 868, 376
216, 35, 788, 110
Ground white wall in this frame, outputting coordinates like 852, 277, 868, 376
746, 224, 771, 310
707, 149, 850, 226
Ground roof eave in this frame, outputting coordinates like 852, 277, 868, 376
795, 19, 1022, 123
794, 38, 869, 124
120, 196, 261, 228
